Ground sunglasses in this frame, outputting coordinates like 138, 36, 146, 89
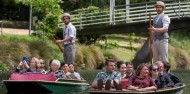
152, 68, 159, 71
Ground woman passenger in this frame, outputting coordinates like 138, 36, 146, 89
149, 64, 159, 81
127, 63, 157, 91
47, 59, 67, 78
117, 61, 127, 79
15, 57, 41, 74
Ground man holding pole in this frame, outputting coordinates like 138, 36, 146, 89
149, 1, 170, 63
56, 13, 76, 64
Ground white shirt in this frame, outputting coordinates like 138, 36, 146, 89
63, 23, 76, 45
155, 12, 170, 30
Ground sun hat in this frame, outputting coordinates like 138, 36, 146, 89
62, 13, 72, 21
154, 1, 165, 8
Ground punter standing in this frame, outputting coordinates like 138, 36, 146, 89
149, 1, 170, 63
56, 13, 76, 64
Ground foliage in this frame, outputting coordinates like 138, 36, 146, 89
73, 6, 109, 27
128, 33, 135, 51
170, 30, 190, 54
0, 35, 62, 70
169, 30, 190, 70
73, 6, 109, 45
15, 0, 63, 15
76, 44, 105, 69
0, 61, 7, 71
78, 35, 106, 45
15, 0, 63, 38
36, 14, 60, 37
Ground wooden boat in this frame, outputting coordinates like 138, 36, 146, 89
3, 72, 90, 93
88, 84, 185, 94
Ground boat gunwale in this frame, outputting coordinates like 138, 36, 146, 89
56, 78, 87, 82
3, 80, 90, 86
88, 84, 185, 94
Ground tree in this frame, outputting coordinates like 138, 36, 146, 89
15, 0, 63, 37
15, 0, 63, 15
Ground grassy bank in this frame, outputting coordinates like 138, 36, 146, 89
169, 30, 190, 70
0, 30, 190, 71
0, 35, 106, 70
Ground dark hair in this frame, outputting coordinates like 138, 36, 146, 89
105, 59, 115, 66
61, 63, 67, 67
126, 62, 133, 66
163, 61, 171, 72
49, 59, 53, 66
68, 63, 77, 72
116, 61, 126, 69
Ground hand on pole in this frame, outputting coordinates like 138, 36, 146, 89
56, 40, 63, 44
148, 25, 155, 33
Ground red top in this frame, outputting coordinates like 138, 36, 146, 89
127, 76, 157, 88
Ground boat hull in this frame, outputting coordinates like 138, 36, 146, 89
88, 84, 185, 94
4, 80, 90, 93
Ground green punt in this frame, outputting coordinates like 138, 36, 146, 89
88, 84, 185, 94
3, 78, 90, 93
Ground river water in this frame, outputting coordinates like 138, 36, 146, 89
0, 70, 190, 94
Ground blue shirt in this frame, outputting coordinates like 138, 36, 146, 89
94, 71, 121, 83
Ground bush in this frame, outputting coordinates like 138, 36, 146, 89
76, 44, 105, 69
0, 61, 7, 71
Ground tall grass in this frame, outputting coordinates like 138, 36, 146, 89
170, 30, 190, 54
0, 35, 62, 70
169, 30, 190, 70
76, 44, 105, 69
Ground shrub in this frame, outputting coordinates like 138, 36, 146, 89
0, 61, 7, 71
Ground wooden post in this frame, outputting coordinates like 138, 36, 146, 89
149, 13, 153, 64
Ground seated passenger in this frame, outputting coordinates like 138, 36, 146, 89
61, 63, 70, 76
39, 58, 46, 73
149, 64, 159, 81
155, 61, 174, 88
125, 62, 134, 79
91, 59, 121, 90
47, 59, 67, 78
68, 63, 82, 80
163, 61, 183, 86
127, 63, 157, 91
15, 57, 41, 74
117, 61, 127, 79
117, 61, 134, 89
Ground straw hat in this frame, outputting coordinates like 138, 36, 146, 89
154, 1, 165, 8
62, 13, 72, 20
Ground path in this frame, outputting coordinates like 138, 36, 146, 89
0, 28, 33, 35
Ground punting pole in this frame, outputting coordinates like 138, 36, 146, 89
149, 13, 153, 64
52, 35, 64, 53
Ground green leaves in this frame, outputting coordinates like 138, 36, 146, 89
15, 0, 63, 14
